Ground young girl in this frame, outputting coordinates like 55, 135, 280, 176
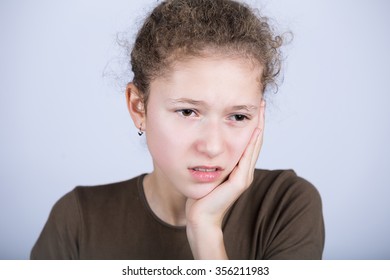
31, 0, 324, 259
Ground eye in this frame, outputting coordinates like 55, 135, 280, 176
176, 109, 197, 117
230, 114, 249, 122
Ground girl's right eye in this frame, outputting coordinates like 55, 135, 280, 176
176, 109, 197, 118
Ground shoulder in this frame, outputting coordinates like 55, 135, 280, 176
223, 169, 324, 259
226, 169, 324, 259
249, 169, 323, 221
248, 169, 322, 205
230, 168, 322, 219
67, 174, 146, 220
228, 169, 322, 219
44, 174, 145, 235
72, 175, 143, 204
30, 174, 146, 259
252, 168, 315, 189
251, 169, 324, 259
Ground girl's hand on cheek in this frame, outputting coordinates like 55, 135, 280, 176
185, 100, 265, 259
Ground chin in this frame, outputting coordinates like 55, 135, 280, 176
184, 181, 220, 200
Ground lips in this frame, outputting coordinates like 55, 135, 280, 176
192, 167, 219, 172
189, 166, 223, 183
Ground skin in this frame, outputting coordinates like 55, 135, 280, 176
126, 55, 265, 259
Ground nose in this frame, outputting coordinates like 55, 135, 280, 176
195, 120, 225, 158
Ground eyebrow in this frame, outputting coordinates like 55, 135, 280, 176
230, 105, 258, 112
167, 98, 258, 112
167, 98, 206, 106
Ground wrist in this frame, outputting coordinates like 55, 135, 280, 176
186, 224, 228, 260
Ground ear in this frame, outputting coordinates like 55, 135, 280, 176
126, 82, 146, 131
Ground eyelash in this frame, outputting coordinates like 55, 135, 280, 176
176, 109, 250, 122
176, 109, 198, 118
229, 114, 250, 122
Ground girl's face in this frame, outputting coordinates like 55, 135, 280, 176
145, 56, 263, 200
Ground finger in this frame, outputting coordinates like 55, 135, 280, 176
213, 100, 265, 194
257, 99, 266, 129
242, 100, 265, 164
232, 99, 265, 180
225, 130, 260, 191
238, 99, 265, 174
237, 127, 261, 171
249, 99, 265, 170
203, 124, 262, 213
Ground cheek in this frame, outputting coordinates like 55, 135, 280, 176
145, 113, 186, 165
227, 129, 255, 165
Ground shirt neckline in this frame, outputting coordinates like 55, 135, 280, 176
137, 173, 187, 231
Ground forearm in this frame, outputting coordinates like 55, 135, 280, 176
186, 224, 228, 260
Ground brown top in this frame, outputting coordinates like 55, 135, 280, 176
31, 169, 324, 259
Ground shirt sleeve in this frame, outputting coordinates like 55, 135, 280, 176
30, 190, 81, 259
260, 174, 325, 260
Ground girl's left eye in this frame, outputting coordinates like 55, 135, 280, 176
230, 114, 249, 122
176, 109, 197, 117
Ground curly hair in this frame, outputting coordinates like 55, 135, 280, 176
130, 0, 285, 105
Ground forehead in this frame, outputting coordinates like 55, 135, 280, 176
150, 55, 263, 101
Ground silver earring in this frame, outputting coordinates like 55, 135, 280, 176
138, 125, 143, 136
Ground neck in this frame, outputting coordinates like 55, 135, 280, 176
143, 171, 187, 226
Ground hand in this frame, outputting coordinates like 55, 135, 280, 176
185, 99, 265, 259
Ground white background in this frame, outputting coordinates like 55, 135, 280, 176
0, 0, 389, 259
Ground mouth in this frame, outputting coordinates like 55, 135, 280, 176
188, 166, 223, 183
191, 167, 220, 172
